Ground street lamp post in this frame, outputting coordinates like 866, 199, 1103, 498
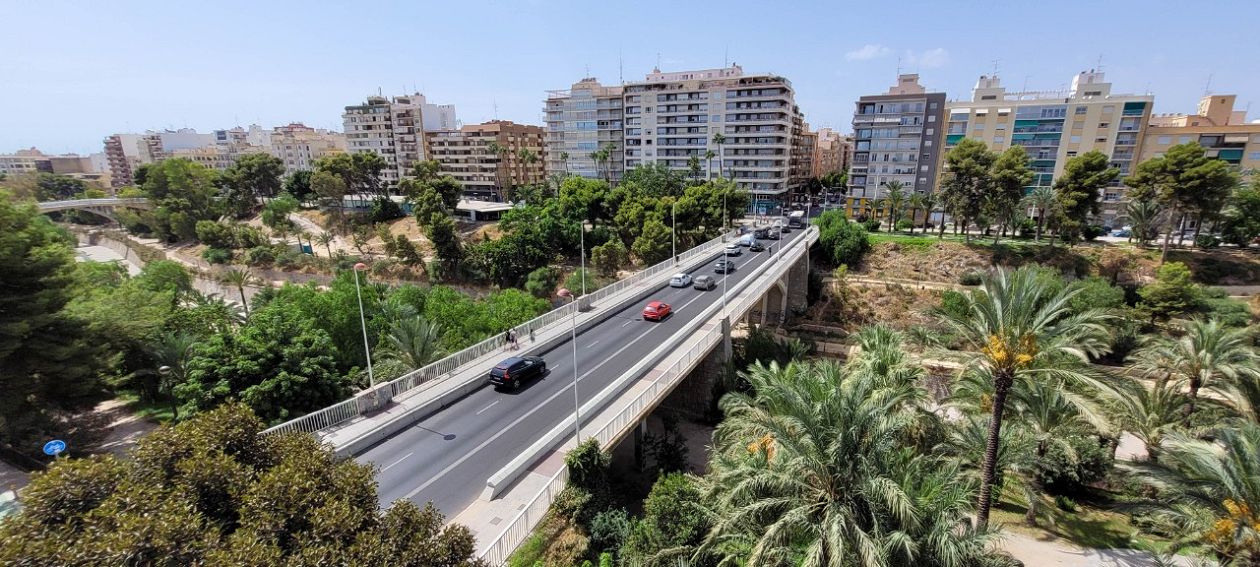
557, 288, 582, 442
671, 200, 677, 265
580, 222, 587, 297
353, 262, 375, 388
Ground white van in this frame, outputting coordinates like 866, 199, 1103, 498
739, 234, 756, 247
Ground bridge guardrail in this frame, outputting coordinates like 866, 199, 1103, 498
263, 227, 739, 436
478, 226, 816, 565
37, 198, 151, 210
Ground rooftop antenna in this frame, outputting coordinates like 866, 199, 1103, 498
585, 64, 590, 78
619, 48, 623, 84
991, 58, 1000, 77
493, 99, 499, 120
896, 55, 902, 75
724, 45, 728, 68
1096, 53, 1105, 71
656, 52, 661, 70
1203, 74, 1214, 96
1021, 75, 1030, 92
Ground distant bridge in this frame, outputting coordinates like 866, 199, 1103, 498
36, 198, 151, 220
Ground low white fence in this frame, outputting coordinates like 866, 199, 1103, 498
263, 228, 739, 436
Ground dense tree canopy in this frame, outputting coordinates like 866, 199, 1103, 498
137, 158, 224, 241
1053, 151, 1117, 242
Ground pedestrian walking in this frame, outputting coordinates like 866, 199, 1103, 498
508, 328, 519, 350
529, 328, 536, 343
503, 330, 512, 351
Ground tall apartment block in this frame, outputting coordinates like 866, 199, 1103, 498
943, 70, 1152, 225
812, 127, 851, 178
342, 94, 429, 187
544, 78, 625, 182
425, 120, 546, 201
104, 133, 163, 188
269, 123, 347, 173
847, 74, 947, 217
1143, 94, 1260, 174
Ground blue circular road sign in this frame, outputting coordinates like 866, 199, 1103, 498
42, 440, 66, 457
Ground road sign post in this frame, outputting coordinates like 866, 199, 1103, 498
42, 440, 66, 457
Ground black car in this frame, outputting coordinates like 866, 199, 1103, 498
693, 275, 717, 290
780, 226, 792, 234
749, 242, 765, 252
714, 259, 735, 274
488, 355, 547, 390
753, 228, 769, 239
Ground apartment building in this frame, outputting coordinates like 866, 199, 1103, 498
848, 74, 947, 217
269, 123, 347, 173
1143, 94, 1260, 174
543, 78, 625, 182
0, 148, 47, 177
1, 148, 110, 186
104, 133, 162, 188
622, 64, 807, 213
794, 126, 817, 193
812, 127, 851, 177
342, 94, 429, 186
425, 120, 545, 201
942, 70, 1153, 225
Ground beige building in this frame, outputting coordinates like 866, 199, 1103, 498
0, 148, 47, 178
544, 78, 625, 182
812, 127, 851, 177
943, 70, 1153, 225
269, 123, 347, 173
1142, 94, 1260, 175
342, 94, 428, 186
425, 120, 545, 201
104, 133, 162, 188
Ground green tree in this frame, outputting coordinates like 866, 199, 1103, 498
1137, 261, 1202, 322
1220, 182, 1260, 247
314, 152, 387, 198
632, 217, 672, 265
524, 266, 559, 298
376, 316, 444, 371
687, 155, 702, 183
1125, 142, 1239, 263
622, 473, 710, 566
136, 259, 193, 298
882, 180, 907, 230
412, 185, 448, 227
315, 231, 334, 257
711, 133, 726, 180
1124, 197, 1163, 247
906, 192, 925, 235
0, 404, 485, 566
426, 212, 464, 277
0, 193, 104, 456
590, 238, 628, 277
282, 169, 314, 203
260, 192, 299, 243
815, 209, 870, 266
144, 331, 198, 419
311, 169, 348, 210
934, 267, 1113, 528
1052, 151, 1117, 243
1130, 317, 1259, 421
139, 158, 223, 242
178, 305, 347, 422
939, 139, 996, 242
1102, 375, 1186, 461
989, 146, 1035, 243
219, 268, 258, 316
223, 153, 285, 217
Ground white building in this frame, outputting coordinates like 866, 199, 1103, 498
269, 123, 347, 172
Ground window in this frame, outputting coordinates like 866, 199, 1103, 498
1157, 136, 1171, 145
711, 115, 720, 122
928, 115, 936, 122
1103, 105, 1115, 114
1096, 137, 1108, 143
993, 135, 1005, 143
1075, 106, 1087, 115
1179, 135, 1191, 144
1066, 151, 1077, 157
974, 123, 985, 131
929, 102, 938, 110
925, 128, 934, 135
995, 123, 1007, 130
1098, 123, 1110, 128
1070, 135, 1082, 143
1249, 152, 1260, 160
924, 140, 933, 146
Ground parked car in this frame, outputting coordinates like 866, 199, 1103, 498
749, 242, 765, 252
1110, 228, 1131, 238
642, 300, 672, 321
692, 275, 716, 290
487, 356, 547, 390
669, 273, 692, 287
714, 259, 736, 274
724, 243, 742, 256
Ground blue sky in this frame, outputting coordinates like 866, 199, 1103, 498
4, 0, 1258, 155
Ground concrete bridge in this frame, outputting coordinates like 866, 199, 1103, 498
36, 197, 151, 221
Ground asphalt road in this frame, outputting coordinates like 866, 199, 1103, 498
358, 228, 808, 516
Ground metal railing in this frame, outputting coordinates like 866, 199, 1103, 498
478, 227, 815, 565
37, 197, 151, 211
263, 228, 739, 436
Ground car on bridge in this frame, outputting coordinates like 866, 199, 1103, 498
692, 275, 716, 290
488, 356, 547, 390
724, 243, 742, 256
714, 259, 735, 274
669, 273, 692, 287
764, 230, 780, 240
642, 300, 672, 321
749, 242, 765, 252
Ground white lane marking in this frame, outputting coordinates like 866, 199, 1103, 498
589, 339, 600, 347
621, 320, 631, 327
400, 289, 712, 501
381, 452, 414, 472
476, 400, 500, 415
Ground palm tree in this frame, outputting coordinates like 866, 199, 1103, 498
698, 360, 1009, 566
921, 192, 940, 235
686, 155, 702, 183
1102, 376, 1187, 461
219, 268, 257, 316
184, 290, 246, 333
869, 196, 887, 227
144, 331, 198, 419
1130, 318, 1260, 421
882, 180, 908, 230
1022, 186, 1056, 243
710, 133, 726, 180
1126, 198, 1163, 247
559, 151, 570, 173
906, 193, 925, 235
376, 316, 445, 370
934, 267, 1113, 529
315, 231, 334, 257
704, 149, 716, 181
1122, 423, 1260, 562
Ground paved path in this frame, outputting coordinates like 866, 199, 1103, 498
999, 531, 1206, 566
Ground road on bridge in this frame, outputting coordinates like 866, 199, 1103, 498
359, 228, 808, 516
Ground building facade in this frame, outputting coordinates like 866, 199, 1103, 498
544, 78, 625, 182
425, 120, 546, 201
848, 74, 947, 217
0, 148, 109, 186
1143, 94, 1260, 175
812, 127, 851, 177
103, 133, 162, 188
342, 94, 429, 186
269, 123, 347, 173
942, 70, 1153, 225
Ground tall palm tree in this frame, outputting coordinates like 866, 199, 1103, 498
315, 231, 334, 257
1130, 318, 1260, 421
704, 149, 716, 181
1021, 186, 1056, 243
920, 192, 940, 234
144, 331, 198, 419
1122, 423, 1260, 562
376, 316, 445, 370
219, 268, 258, 316
882, 180, 908, 230
906, 193, 925, 235
711, 133, 726, 180
869, 196, 887, 226
934, 267, 1113, 528
1126, 198, 1163, 247
698, 360, 1009, 567
687, 155, 702, 183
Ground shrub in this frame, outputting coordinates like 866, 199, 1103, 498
1066, 276, 1126, 314
563, 268, 603, 297
1195, 234, 1221, 249
195, 220, 235, 248
587, 509, 632, 555
958, 271, 984, 286
895, 219, 913, 231
937, 290, 971, 319
817, 215, 870, 267
1035, 433, 1113, 496
1082, 224, 1105, 241
1017, 218, 1036, 239
621, 473, 709, 565
243, 246, 276, 267
1203, 293, 1253, 327
1138, 262, 1203, 321
862, 218, 881, 233
369, 197, 405, 223
201, 247, 232, 264
590, 239, 628, 277
524, 267, 559, 298
565, 439, 610, 495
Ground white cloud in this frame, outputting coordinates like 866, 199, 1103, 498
905, 48, 950, 69
845, 44, 892, 61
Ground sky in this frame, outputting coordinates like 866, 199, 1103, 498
4, 0, 1259, 155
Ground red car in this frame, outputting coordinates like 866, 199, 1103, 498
642, 300, 672, 321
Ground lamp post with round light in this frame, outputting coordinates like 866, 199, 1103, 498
353, 262, 375, 388
557, 288, 582, 442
